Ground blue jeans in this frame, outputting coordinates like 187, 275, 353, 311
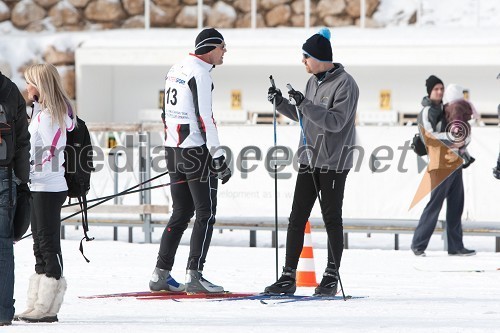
0, 168, 17, 322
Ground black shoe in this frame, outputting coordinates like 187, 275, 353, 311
448, 248, 476, 256
313, 268, 338, 296
0, 320, 12, 326
412, 249, 426, 257
263, 267, 296, 295
493, 166, 500, 180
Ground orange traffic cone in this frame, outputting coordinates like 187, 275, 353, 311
296, 221, 317, 287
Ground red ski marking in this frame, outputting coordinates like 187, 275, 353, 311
79, 291, 257, 300
135, 292, 257, 300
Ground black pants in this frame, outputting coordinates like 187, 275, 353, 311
285, 165, 349, 270
31, 191, 67, 279
412, 168, 464, 252
157, 146, 218, 271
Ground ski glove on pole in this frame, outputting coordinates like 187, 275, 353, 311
212, 156, 232, 184
267, 86, 283, 105
288, 89, 304, 106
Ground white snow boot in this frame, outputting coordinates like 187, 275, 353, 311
13, 273, 42, 321
19, 276, 67, 323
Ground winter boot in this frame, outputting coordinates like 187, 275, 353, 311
263, 267, 296, 295
19, 276, 66, 323
314, 268, 338, 296
149, 267, 185, 292
185, 270, 224, 293
13, 273, 42, 321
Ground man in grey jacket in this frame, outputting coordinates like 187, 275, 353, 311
264, 28, 359, 296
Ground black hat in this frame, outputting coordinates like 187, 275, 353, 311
194, 28, 224, 55
302, 28, 332, 62
425, 75, 444, 96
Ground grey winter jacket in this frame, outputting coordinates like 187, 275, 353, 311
276, 63, 359, 170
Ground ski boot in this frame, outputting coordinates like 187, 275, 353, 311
149, 267, 185, 292
313, 267, 338, 296
263, 267, 296, 295
185, 270, 224, 293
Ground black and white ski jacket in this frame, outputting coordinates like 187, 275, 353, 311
162, 54, 223, 159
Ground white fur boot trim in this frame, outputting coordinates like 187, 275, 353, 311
14, 273, 42, 320
48, 277, 67, 315
19, 275, 59, 323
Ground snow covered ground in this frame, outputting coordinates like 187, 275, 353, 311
8, 228, 500, 332
2, 0, 499, 331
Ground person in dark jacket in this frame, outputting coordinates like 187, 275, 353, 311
0, 71, 30, 326
411, 80, 476, 257
264, 28, 359, 296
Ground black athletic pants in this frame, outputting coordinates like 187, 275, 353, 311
411, 168, 465, 252
157, 146, 218, 271
285, 165, 349, 271
31, 191, 67, 279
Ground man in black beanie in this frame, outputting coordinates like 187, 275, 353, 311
149, 28, 231, 294
411, 75, 475, 257
265, 28, 359, 297
420, 75, 445, 133
426, 75, 443, 97
194, 28, 224, 56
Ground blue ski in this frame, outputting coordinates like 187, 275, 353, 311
261, 295, 367, 304
209, 294, 308, 302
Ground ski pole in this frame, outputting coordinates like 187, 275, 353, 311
18, 171, 168, 241
17, 175, 204, 242
64, 183, 171, 207
287, 83, 347, 301
270, 75, 279, 281
61, 170, 171, 221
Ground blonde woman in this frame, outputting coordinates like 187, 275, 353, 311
17, 64, 75, 323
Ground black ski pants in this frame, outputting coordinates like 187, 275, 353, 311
157, 146, 218, 272
30, 191, 67, 279
285, 165, 349, 271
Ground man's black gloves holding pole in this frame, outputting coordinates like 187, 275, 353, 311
267, 86, 283, 105
287, 85, 305, 106
212, 156, 232, 184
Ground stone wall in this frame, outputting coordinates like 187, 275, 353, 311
0, 0, 381, 31
0, 0, 381, 102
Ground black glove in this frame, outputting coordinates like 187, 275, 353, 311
212, 156, 232, 184
288, 89, 304, 106
14, 183, 31, 242
267, 86, 283, 105
17, 183, 31, 195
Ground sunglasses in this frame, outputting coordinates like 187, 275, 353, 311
303, 53, 310, 59
204, 43, 227, 50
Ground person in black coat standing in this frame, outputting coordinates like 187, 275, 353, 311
0, 71, 30, 326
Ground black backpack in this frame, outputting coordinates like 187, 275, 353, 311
63, 116, 95, 261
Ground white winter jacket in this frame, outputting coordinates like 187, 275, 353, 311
162, 54, 223, 158
29, 102, 74, 192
